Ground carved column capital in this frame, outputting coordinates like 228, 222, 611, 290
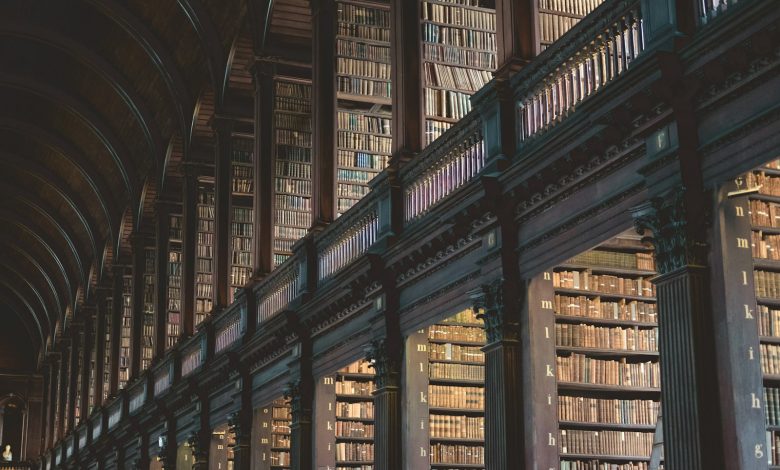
469, 278, 517, 344
187, 430, 208, 463
366, 339, 401, 390
632, 187, 709, 274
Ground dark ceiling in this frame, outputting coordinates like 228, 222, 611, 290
0, 0, 313, 372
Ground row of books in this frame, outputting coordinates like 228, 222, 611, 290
430, 444, 484, 465
335, 442, 374, 462
170, 215, 183, 241
540, 0, 603, 14
558, 397, 660, 426
336, 420, 374, 438
198, 191, 215, 205
232, 207, 253, 222
429, 343, 484, 363
761, 344, 780, 375
337, 24, 390, 42
336, 39, 389, 63
231, 223, 253, 237
424, 61, 492, 92
753, 231, 780, 260
755, 270, 780, 298
759, 306, 780, 338
338, 76, 391, 98
274, 209, 310, 228
230, 267, 252, 287
555, 324, 659, 351
337, 2, 389, 27
196, 258, 213, 273
337, 58, 390, 80
539, 12, 584, 44
276, 177, 312, 195
271, 451, 290, 466
429, 362, 484, 381
272, 434, 291, 448
276, 194, 312, 211
559, 430, 653, 457
553, 272, 656, 297
441, 309, 482, 325
750, 200, 780, 228
768, 430, 780, 466
556, 354, 661, 388
424, 43, 496, 70
231, 138, 253, 163
422, 2, 496, 31
428, 385, 484, 409
338, 183, 370, 199
422, 24, 496, 51
232, 236, 252, 252
274, 226, 308, 241
336, 402, 374, 419
195, 282, 213, 298
276, 129, 312, 147
196, 272, 213, 285
198, 219, 215, 232
424, 88, 472, 120
340, 359, 374, 375
554, 295, 658, 324
425, 119, 453, 145
275, 112, 312, 132
567, 251, 655, 271
428, 325, 486, 343
338, 112, 391, 135
338, 130, 391, 151
338, 169, 376, 184
197, 232, 214, 246
430, 414, 484, 439
336, 379, 375, 396
338, 151, 388, 170
276, 81, 312, 100
746, 172, 780, 196
765, 387, 780, 425
276, 161, 312, 179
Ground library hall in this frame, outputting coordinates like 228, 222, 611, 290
0, 0, 777, 469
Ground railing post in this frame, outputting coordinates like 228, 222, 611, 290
473, 78, 517, 172
640, 0, 698, 50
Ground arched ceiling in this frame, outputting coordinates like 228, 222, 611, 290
0, 0, 247, 366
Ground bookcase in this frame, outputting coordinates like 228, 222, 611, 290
88, 314, 97, 412
74, 329, 84, 422
102, 295, 112, 402
257, 397, 292, 469
211, 424, 235, 470
273, 78, 312, 267
119, 273, 133, 389
407, 309, 486, 469
537, 0, 604, 51
747, 159, 780, 468
167, 214, 183, 349
230, 137, 254, 303
551, 235, 660, 469
315, 359, 376, 470
336, 0, 392, 215
421, 0, 497, 145
142, 247, 156, 371
196, 180, 216, 326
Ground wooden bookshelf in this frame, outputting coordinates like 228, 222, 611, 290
273, 78, 312, 267
195, 180, 215, 326
421, 0, 496, 145
749, 161, 780, 468
553, 235, 661, 468
258, 398, 292, 469
230, 137, 254, 304
537, 0, 603, 51
141, 247, 156, 371
119, 273, 132, 389
211, 424, 235, 470
167, 214, 182, 349
407, 309, 486, 469
336, 0, 392, 215
102, 295, 112, 403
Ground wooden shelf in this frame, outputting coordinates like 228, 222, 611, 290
761, 336, 780, 345
430, 463, 484, 469
558, 420, 656, 431
335, 435, 374, 442
555, 314, 657, 328
430, 436, 484, 444
336, 416, 375, 423
758, 297, 780, 308
754, 258, 780, 270
335, 393, 374, 401
558, 382, 660, 394
337, 372, 375, 380
560, 453, 651, 462
429, 406, 484, 415
555, 346, 659, 358
438, 321, 484, 328
753, 225, 780, 235
427, 339, 486, 346
555, 287, 656, 303
557, 263, 656, 277
750, 193, 780, 204
428, 359, 485, 366
428, 377, 484, 385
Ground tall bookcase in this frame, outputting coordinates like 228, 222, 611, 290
74, 329, 84, 423
119, 273, 133, 389
102, 294, 112, 402
211, 424, 235, 470
167, 214, 183, 349
315, 359, 376, 470
336, 0, 392, 215
196, 180, 216, 326
142, 247, 156, 371
273, 78, 313, 267
537, 0, 604, 51
421, 0, 496, 145
407, 309, 486, 469
88, 314, 97, 413
551, 235, 661, 469
230, 137, 254, 303
747, 160, 780, 468
257, 397, 292, 470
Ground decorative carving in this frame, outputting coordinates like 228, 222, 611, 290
283, 380, 303, 415
227, 411, 242, 439
469, 278, 517, 344
187, 431, 207, 462
632, 187, 709, 274
366, 339, 401, 390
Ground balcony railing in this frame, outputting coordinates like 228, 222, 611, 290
154, 363, 172, 396
699, 0, 748, 24
515, 0, 644, 144
404, 113, 485, 222
257, 258, 301, 324
181, 342, 204, 377
318, 210, 378, 281
215, 308, 242, 353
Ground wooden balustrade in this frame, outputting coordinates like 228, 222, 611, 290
318, 211, 378, 281
256, 260, 301, 324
